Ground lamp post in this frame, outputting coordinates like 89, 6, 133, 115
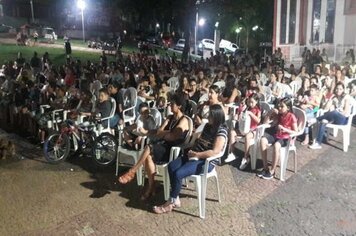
30, 0, 35, 23
235, 27, 242, 47
77, 0, 86, 42
194, 17, 205, 55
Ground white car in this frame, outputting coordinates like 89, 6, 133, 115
219, 39, 238, 53
198, 38, 215, 51
174, 39, 185, 51
42, 27, 57, 42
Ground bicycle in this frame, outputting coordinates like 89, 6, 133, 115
43, 118, 118, 167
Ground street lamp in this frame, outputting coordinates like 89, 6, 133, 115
235, 27, 242, 47
30, 0, 35, 23
194, 17, 205, 55
252, 25, 259, 31
198, 18, 206, 26
77, 0, 86, 42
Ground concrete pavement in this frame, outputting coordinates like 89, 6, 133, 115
0, 124, 355, 235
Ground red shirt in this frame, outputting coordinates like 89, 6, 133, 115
64, 74, 76, 87
275, 112, 297, 139
249, 106, 261, 130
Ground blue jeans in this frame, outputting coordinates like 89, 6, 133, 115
304, 108, 316, 134
316, 110, 347, 144
109, 114, 120, 128
168, 155, 214, 199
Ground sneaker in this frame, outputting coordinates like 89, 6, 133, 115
225, 153, 236, 163
256, 169, 267, 178
308, 143, 322, 150
239, 157, 250, 170
262, 170, 274, 180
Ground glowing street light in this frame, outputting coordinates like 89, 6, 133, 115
198, 18, 206, 26
252, 25, 259, 31
215, 21, 219, 28
77, 0, 86, 42
194, 17, 206, 55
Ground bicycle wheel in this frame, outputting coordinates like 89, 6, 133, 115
91, 133, 118, 167
43, 133, 70, 163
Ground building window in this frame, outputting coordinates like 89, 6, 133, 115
325, 0, 336, 43
280, 0, 287, 44
288, 0, 296, 44
344, 0, 356, 15
311, 0, 321, 43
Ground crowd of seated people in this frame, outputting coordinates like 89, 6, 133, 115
0, 46, 355, 215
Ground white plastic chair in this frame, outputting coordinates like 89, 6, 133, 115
116, 108, 162, 186
95, 97, 116, 135
289, 80, 302, 95
185, 135, 228, 219
250, 101, 272, 170
278, 107, 306, 181
325, 98, 356, 152
261, 86, 273, 103
167, 77, 179, 91
154, 116, 195, 200
213, 81, 226, 90
198, 93, 209, 104
122, 87, 137, 125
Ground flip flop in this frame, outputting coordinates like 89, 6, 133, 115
118, 170, 136, 184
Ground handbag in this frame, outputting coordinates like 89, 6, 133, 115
238, 110, 251, 135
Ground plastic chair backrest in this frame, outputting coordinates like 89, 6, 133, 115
213, 81, 226, 89
149, 108, 162, 128
123, 87, 137, 118
262, 86, 272, 102
198, 93, 209, 104
260, 101, 272, 117
292, 106, 307, 136
187, 100, 198, 118
109, 97, 117, 118
167, 77, 179, 91
180, 115, 194, 148
289, 80, 301, 95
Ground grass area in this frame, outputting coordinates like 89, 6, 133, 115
55, 38, 88, 47
0, 42, 188, 67
0, 44, 110, 66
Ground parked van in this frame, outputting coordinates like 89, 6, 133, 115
219, 39, 238, 54
41, 27, 57, 43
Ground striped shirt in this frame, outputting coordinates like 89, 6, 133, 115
192, 124, 228, 153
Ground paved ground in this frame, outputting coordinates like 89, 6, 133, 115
1, 123, 355, 236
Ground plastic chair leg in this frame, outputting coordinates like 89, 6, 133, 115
279, 148, 288, 181
164, 168, 170, 200
343, 129, 349, 152
215, 175, 221, 203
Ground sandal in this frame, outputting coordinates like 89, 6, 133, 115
153, 201, 178, 214
118, 170, 136, 184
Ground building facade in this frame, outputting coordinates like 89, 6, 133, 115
273, 0, 356, 66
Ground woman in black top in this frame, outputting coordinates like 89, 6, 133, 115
118, 94, 190, 200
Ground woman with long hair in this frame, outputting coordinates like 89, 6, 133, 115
153, 104, 228, 214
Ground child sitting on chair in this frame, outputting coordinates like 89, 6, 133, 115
122, 102, 157, 150
81, 88, 113, 128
